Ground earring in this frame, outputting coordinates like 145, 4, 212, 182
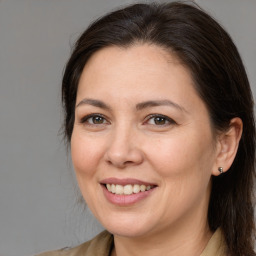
218, 167, 223, 174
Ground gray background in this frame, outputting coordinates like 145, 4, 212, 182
0, 0, 255, 255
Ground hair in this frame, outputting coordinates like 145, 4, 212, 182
61, 2, 255, 255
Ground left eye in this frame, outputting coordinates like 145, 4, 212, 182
146, 115, 173, 126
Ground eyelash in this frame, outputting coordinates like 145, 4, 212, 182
79, 113, 176, 127
144, 114, 176, 126
80, 113, 109, 126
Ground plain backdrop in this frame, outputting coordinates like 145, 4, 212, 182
0, 0, 255, 255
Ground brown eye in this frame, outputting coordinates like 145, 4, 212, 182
145, 114, 177, 127
153, 116, 167, 125
81, 114, 108, 125
147, 115, 172, 126
92, 116, 104, 124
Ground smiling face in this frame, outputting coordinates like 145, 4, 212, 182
71, 44, 219, 238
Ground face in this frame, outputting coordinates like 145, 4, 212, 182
71, 44, 219, 238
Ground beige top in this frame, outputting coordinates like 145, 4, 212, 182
36, 228, 227, 256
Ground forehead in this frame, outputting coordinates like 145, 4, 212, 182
77, 44, 195, 98
76, 44, 213, 130
85, 43, 176, 68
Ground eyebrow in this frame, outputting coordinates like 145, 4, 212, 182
136, 100, 188, 113
76, 98, 187, 113
76, 98, 111, 110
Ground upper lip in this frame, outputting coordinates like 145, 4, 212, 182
100, 177, 157, 186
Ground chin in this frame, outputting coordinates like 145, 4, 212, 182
98, 213, 153, 238
106, 225, 151, 238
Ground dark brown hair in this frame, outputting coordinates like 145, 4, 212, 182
62, 2, 255, 255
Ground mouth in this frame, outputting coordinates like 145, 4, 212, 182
104, 183, 155, 195
100, 178, 157, 206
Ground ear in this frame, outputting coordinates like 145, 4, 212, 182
212, 117, 243, 176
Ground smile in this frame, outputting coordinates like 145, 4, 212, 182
100, 178, 157, 206
105, 184, 154, 195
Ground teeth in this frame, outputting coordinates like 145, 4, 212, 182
106, 184, 153, 195
140, 185, 146, 192
111, 184, 116, 193
123, 185, 133, 195
133, 184, 140, 193
115, 185, 123, 195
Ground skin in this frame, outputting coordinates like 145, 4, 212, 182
71, 44, 242, 256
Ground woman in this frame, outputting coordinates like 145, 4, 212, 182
38, 2, 255, 256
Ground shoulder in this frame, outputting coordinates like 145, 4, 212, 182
200, 228, 228, 256
36, 231, 113, 256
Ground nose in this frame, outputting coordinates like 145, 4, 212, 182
104, 126, 144, 168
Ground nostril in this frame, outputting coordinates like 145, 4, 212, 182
124, 160, 135, 165
106, 159, 140, 168
104, 144, 144, 168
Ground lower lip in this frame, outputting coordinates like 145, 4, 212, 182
101, 185, 156, 206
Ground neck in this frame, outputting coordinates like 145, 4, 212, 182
111, 221, 212, 256
110, 181, 213, 256
111, 196, 212, 256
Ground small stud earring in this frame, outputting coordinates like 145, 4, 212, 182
218, 167, 223, 174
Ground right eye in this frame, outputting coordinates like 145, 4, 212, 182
80, 114, 109, 125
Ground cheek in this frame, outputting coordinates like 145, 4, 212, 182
70, 132, 105, 209
146, 130, 215, 178
71, 132, 103, 178
147, 132, 214, 219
